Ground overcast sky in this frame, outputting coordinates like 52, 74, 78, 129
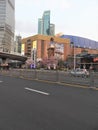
15, 0, 98, 41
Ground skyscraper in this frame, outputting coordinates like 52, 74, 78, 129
38, 18, 43, 34
15, 35, 22, 53
43, 10, 50, 35
38, 10, 55, 36
50, 24, 55, 36
0, 0, 15, 53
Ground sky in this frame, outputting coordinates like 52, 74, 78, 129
15, 0, 98, 41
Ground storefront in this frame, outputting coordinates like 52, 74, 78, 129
77, 53, 98, 71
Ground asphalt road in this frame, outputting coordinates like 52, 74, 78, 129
0, 75, 98, 130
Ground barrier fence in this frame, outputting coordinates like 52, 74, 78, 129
0, 69, 97, 88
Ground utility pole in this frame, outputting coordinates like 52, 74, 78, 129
73, 42, 76, 70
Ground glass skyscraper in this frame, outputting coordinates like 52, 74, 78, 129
0, 0, 15, 53
38, 18, 43, 35
50, 24, 55, 36
43, 10, 50, 35
38, 10, 55, 36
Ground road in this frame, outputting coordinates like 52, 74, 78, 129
0, 75, 98, 130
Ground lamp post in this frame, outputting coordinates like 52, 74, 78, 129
31, 48, 36, 68
73, 42, 76, 70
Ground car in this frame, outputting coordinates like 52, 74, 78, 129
70, 68, 89, 77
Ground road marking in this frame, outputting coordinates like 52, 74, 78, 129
25, 87, 50, 96
0, 81, 3, 83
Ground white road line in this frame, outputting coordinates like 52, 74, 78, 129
25, 87, 50, 96
0, 81, 3, 82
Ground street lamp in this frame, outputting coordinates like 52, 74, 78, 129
73, 43, 76, 70
71, 42, 76, 70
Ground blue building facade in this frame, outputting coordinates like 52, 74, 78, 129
60, 35, 98, 70
60, 35, 98, 50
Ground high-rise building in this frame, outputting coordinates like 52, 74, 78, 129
0, 0, 15, 53
38, 18, 43, 34
50, 24, 55, 36
15, 35, 22, 54
38, 10, 55, 36
43, 10, 50, 35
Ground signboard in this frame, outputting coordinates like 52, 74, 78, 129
21, 43, 25, 55
30, 64, 36, 69
55, 43, 64, 60
93, 57, 98, 62
32, 41, 37, 49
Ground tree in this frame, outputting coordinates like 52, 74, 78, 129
25, 58, 34, 68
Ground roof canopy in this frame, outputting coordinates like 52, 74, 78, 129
61, 35, 98, 50
76, 53, 98, 58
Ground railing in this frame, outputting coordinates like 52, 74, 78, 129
0, 69, 97, 88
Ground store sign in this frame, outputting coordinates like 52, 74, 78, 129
32, 41, 37, 49
21, 43, 25, 55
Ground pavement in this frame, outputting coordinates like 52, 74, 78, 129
0, 75, 98, 130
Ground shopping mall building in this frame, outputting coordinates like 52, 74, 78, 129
21, 34, 98, 70
21, 34, 70, 60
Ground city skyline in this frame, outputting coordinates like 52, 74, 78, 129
38, 10, 55, 36
15, 0, 98, 41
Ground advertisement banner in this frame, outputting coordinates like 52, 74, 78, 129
55, 43, 64, 59
32, 41, 37, 49
21, 43, 25, 55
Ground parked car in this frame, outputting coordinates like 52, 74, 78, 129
70, 68, 89, 77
